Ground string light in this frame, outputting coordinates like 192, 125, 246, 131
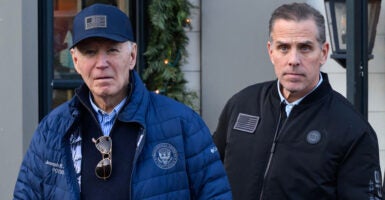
185, 18, 191, 24
164, 59, 169, 65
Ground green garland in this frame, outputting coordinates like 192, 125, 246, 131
143, 0, 198, 109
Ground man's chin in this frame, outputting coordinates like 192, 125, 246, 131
92, 90, 112, 98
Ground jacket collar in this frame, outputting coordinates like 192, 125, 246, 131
117, 70, 148, 128
299, 72, 332, 105
71, 70, 149, 128
270, 72, 333, 109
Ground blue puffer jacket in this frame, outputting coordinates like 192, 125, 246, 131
14, 71, 232, 200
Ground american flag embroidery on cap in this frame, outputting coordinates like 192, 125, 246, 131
85, 15, 107, 30
233, 113, 259, 133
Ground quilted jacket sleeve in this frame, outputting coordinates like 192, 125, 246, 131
13, 125, 46, 200
184, 110, 232, 200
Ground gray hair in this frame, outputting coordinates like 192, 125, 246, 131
268, 3, 326, 44
126, 41, 135, 51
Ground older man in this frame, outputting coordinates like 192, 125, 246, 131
14, 3, 232, 200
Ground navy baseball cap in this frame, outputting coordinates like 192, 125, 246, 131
71, 3, 135, 48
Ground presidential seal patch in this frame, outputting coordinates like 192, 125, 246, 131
306, 130, 322, 145
152, 143, 178, 169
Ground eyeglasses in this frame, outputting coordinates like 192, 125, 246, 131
92, 136, 112, 180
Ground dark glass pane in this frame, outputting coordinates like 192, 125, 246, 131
84, 0, 117, 7
53, 0, 78, 80
52, 89, 75, 109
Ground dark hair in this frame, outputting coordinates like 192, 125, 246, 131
269, 3, 326, 44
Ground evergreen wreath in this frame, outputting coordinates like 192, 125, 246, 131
142, 0, 198, 109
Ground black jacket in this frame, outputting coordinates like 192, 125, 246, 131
213, 73, 382, 200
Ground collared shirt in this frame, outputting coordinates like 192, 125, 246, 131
277, 73, 323, 116
89, 94, 127, 136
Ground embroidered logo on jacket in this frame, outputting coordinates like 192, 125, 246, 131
210, 146, 218, 153
306, 130, 322, 144
369, 170, 383, 198
45, 160, 65, 175
152, 143, 178, 169
233, 113, 260, 133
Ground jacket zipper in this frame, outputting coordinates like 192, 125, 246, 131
129, 128, 146, 200
259, 104, 288, 200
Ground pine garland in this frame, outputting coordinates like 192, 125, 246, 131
143, 0, 198, 109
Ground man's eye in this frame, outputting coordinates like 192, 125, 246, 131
278, 45, 288, 52
107, 48, 119, 53
300, 45, 311, 52
84, 50, 96, 55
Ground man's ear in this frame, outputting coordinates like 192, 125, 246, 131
320, 42, 330, 65
129, 43, 138, 70
267, 41, 275, 65
70, 48, 79, 73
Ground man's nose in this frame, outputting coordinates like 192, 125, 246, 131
95, 52, 108, 68
288, 50, 300, 66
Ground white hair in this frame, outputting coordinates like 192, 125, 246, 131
126, 41, 135, 52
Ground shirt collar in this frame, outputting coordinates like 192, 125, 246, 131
89, 93, 127, 115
